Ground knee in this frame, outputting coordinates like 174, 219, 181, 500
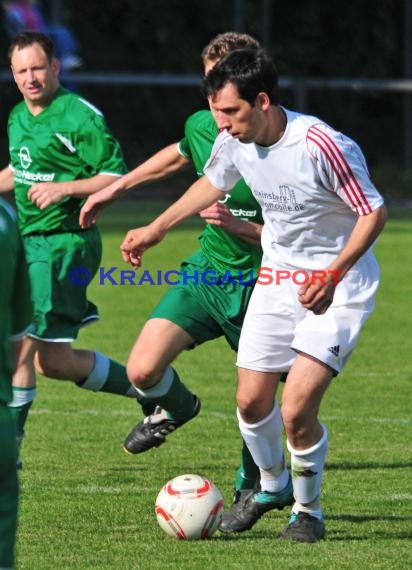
237, 392, 273, 424
126, 357, 163, 389
281, 402, 310, 442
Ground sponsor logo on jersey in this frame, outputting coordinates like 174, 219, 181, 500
255, 184, 305, 213
13, 168, 55, 184
230, 208, 257, 218
14, 146, 55, 184
18, 146, 32, 169
219, 193, 257, 218
218, 193, 231, 205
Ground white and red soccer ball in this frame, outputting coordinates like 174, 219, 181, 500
155, 474, 224, 539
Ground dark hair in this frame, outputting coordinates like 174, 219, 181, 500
202, 47, 279, 107
8, 31, 55, 64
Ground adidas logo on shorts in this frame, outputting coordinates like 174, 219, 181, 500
328, 345, 340, 357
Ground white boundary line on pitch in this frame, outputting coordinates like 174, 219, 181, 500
30, 407, 411, 424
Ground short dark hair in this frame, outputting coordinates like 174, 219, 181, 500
8, 31, 55, 64
202, 47, 279, 107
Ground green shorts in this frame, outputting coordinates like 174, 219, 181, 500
149, 250, 256, 350
23, 228, 102, 341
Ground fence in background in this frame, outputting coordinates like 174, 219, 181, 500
1, 70, 412, 169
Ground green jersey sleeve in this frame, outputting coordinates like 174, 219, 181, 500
74, 109, 127, 176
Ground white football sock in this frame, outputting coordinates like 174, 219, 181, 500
134, 366, 174, 398
287, 423, 328, 519
80, 352, 110, 390
237, 401, 289, 493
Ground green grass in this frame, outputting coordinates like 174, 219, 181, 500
16, 202, 412, 569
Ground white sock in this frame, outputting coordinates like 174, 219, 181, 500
237, 401, 289, 493
8, 386, 36, 409
134, 366, 174, 398
80, 352, 110, 391
287, 423, 328, 519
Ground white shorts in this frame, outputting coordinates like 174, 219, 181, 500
237, 253, 380, 374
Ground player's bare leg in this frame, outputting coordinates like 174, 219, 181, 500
34, 339, 155, 415
123, 318, 201, 454
278, 353, 333, 543
9, 337, 39, 468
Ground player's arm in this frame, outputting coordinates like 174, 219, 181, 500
299, 204, 387, 314
199, 202, 262, 245
79, 144, 190, 227
118, 143, 191, 190
0, 166, 14, 193
27, 172, 127, 210
120, 175, 224, 268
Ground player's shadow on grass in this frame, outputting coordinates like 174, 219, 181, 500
216, 513, 412, 542
325, 461, 412, 470
326, 514, 412, 541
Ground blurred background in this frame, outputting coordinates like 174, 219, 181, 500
1, 0, 411, 201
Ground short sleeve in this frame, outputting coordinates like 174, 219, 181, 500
76, 114, 127, 176
204, 131, 241, 192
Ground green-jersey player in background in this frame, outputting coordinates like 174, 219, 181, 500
0, 198, 32, 570
0, 31, 154, 470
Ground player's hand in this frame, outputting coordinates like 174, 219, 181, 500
28, 182, 66, 210
298, 272, 337, 315
80, 186, 116, 228
120, 225, 164, 268
199, 203, 237, 230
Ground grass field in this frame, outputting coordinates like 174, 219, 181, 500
16, 201, 411, 569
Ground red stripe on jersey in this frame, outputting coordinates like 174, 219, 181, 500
307, 126, 372, 215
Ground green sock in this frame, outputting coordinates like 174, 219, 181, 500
235, 440, 260, 490
77, 354, 155, 414
98, 359, 134, 396
8, 386, 36, 438
143, 369, 195, 421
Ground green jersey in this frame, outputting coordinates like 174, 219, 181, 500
0, 199, 32, 405
8, 87, 127, 236
179, 110, 263, 277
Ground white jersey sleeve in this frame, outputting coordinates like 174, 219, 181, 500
204, 130, 242, 192
306, 123, 384, 216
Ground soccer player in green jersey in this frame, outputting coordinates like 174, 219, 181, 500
0, 198, 33, 570
0, 31, 153, 469
80, 32, 291, 532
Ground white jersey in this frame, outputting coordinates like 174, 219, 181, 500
204, 107, 384, 271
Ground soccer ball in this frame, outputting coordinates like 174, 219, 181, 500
155, 474, 224, 539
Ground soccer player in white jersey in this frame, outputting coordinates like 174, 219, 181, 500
103, 47, 387, 542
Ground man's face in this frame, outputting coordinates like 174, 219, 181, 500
11, 43, 60, 110
208, 82, 264, 144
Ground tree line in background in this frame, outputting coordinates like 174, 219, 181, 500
1, 1, 409, 197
